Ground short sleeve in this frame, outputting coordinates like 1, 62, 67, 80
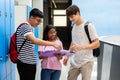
38, 46, 46, 51
19, 24, 33, 37
88, 23, 99, 41
56, 40, 63, 50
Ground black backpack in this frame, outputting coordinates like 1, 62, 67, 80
84, 22, 100, 57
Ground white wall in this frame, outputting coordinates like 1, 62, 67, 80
32, 0, 43, 80
14, 6, 27, 30
33, 0, 44, 39
15, 0, 32, 7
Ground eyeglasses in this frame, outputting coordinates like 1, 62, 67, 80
35, 18, 42, 23
32, 17, 42, 23
49, 32, 57, 35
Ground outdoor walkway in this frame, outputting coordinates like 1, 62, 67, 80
17, 58, 97, 80
60, 58, 97, 80
36, 58, 97, 80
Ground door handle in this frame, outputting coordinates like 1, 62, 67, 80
0, 11, 1, 16
5, 12, 7, 17
0, 56, 3, 61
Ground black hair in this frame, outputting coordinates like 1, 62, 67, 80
66, 4, 80, 16
43, 25, 58, 40
29, 8, 44, 18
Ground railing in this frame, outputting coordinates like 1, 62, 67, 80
97, 36, 120, 80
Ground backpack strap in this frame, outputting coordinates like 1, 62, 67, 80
18, 38, 27, 53
16, 23, 28, 53
84, 21, 92, 43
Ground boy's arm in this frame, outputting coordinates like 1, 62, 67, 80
70, 38, 100, 51
62, 42, 74, 66
26, 33, 61, 50
63, 55, 69, 66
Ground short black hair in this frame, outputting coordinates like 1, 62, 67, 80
30, 8, 44, 18
66, 5, 80, 16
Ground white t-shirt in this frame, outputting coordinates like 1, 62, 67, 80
70, 21, 98, 68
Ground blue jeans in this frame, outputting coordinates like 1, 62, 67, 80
41, 69, 61, 80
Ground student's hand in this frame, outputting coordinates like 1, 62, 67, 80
39, 56, 48, 59
54, 54, 63, 60
63, 56, 68, 66
38, 51, 43, 54
53, 43, 62, 50
38, 51, 48, 59
70, 43, 84, 51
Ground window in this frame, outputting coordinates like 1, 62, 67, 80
53, 10, 67, 27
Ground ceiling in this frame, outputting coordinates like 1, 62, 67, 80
44, 0, 69, 3
54, 0, 69, 3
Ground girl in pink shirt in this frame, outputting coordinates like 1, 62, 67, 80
38, 25, 65, 80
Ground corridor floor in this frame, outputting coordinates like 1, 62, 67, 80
60, 58, 97, 80
17, 58, 97, 80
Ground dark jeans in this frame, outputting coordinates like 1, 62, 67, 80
41, 69, 61, 80
17, 60, 36, 80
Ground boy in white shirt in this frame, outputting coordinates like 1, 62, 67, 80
64, 5, 100, 80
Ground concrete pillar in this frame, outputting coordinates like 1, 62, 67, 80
32, 1, 43, 80
32, 0, 44, 39
15, 0, 32, 6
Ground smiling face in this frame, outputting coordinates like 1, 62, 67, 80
29, 16, 42, 27
68, 12, 80, 24
47, 28, 57, 41
28, 8, 43, 27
